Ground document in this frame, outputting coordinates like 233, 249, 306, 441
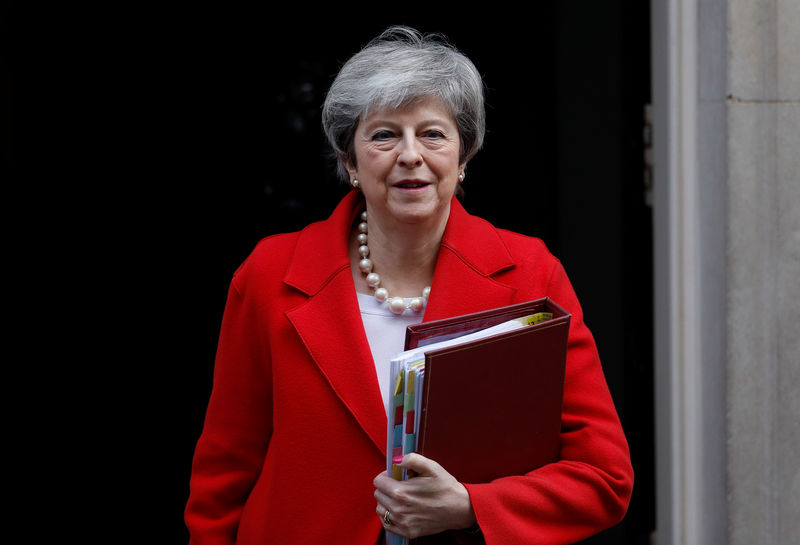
383, 297, 570, 545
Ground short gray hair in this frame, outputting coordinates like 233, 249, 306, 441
322, 26, 486, 180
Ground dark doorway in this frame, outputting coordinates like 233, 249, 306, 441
148, 6, 653, 543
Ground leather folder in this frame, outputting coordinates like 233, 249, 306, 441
404, 297, 571, 486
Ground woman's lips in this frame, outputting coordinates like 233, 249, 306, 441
393, 180, 431, 190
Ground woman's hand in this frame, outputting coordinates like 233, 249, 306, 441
373, 453, 477, 538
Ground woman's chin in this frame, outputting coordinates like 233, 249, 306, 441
383, 201, 450, 227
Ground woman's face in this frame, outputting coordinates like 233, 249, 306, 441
346, 99, 464, 229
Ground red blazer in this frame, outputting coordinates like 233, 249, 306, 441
185, 191, 633, 545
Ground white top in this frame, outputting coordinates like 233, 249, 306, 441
356, 292, 425, 416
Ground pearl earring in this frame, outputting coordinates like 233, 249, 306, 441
458, 173, 465, 182
351, 179, 360, 189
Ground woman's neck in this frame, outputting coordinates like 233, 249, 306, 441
351, 205, 449, 297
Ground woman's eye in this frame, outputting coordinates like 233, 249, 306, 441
372, 130, 394, 140
424, 130, 445, 139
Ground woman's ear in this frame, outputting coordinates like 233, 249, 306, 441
458, 163, 467, 182
342, 156, 358, 181
342, 159, 360, 189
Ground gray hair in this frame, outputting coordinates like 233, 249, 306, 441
322, 26, 486, 180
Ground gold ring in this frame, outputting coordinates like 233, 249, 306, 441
383, 509, 392, 525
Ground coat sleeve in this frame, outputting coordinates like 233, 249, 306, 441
184, 274, 273, 545
462, 260, 634, 545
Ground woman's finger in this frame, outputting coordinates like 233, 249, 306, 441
374, 487, 393, 509
397, 452, 440, 476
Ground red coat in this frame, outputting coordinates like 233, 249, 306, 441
185, 191, 633, 544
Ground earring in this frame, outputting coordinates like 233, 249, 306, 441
351, 179, 360, 189
458, 173, 465, 182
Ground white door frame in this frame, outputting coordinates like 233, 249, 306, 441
651, 0, 728, 543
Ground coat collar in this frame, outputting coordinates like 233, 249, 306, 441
283, 190, 364, 297
424, 195, 517, 321
284, 191, 518, 455
283, 190, 516, 297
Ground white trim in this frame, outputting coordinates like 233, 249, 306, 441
652, 1, 730, 544
652, 1, 709, 544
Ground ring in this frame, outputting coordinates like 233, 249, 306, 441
383, 509, 392, 525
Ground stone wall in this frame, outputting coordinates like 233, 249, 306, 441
726, 1, 800, 543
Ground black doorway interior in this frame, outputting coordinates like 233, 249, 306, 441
151, 6, 654, 543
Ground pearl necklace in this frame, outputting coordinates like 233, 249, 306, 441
356, 210, 431, 314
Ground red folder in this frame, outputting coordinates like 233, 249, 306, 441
405, 297, 570, 486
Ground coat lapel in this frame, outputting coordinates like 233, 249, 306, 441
286, 271, 387, 455
284, 192, 387, 455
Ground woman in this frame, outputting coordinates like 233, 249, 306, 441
185, 26, 633, 544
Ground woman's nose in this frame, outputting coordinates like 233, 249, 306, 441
397, 135, 423, 167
